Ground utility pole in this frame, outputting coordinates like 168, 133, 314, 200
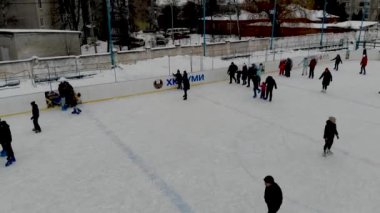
320, 0, 327, 47
106, 0, 116, 68
356, 7, 365, 50
234, 0, 241, 40
202, 0, 206, 56
270, 0, 277, 50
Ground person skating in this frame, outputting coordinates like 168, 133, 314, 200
279, 60, 286, 76
227, 62, 238, 84
284, 58, 293, 77
172, 70, 183, 89
323, 116, 339, 156
242, 63, 248, 85
264, 175, 283, 213
265, 76, 278, 102
0, 120, 16, 167
30, 101, 41, 133
360, 54, 368, 75
0, 118, 6, 157
308, 58, 317, 79
247, 63, 257, 87
331, 54, 342, 71
260, 82, 267, 99
299, 57, 308, 76
319, 68, 332, 93
182, 71, 190, 100
252, 74, 261, 98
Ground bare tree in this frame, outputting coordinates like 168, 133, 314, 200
57, 0, 82, 30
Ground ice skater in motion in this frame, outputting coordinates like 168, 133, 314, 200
331, 54, 342, 71
264, 175, 283, 213
30, 101, 41, 133
323, 116, 339, 156
182, 71, 190, 100
319, 68, 332, 93
359, 54, 368, 75
0, 119, 16, 167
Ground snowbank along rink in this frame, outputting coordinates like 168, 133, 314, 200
1, 50, 380, 213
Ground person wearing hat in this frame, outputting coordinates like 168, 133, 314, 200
31, 101, 41, 133
323, 116, 339, 156
319, 68, 332, 93
264, 175, 283, 213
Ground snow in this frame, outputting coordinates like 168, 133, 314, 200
1, 57, 380, 212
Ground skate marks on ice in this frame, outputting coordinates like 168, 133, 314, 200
86, 111, 194, 213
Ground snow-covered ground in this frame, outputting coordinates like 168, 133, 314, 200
1, 59, 380, 212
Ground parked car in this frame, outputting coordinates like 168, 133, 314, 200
164, 28, 190, 38
129, 37, 145, 48
155, 35, 169, 46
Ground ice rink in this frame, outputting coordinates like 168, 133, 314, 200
1, 60, 380, 213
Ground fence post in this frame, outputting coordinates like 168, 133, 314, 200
168, 55, 171, 75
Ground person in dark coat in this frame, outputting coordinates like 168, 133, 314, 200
227, 62, 238, 84
182, 71, 190, 100
319, 68, 333, 92
331, 54, 342, 71
236, 69, 242, 84
309, 58, 317, 79
265, 76, 277, 102
30, 101, 41, 133
323, 116, 339, 156
246, 64, 257, 87
264, 175, 283, 213
284, 58, 293, 77
242, 63, 248, 85
252, 74, 261, 98
173, 70, 183, 89
0, 118, 5, 157
359, 54, 368, 75
0, 120, 16, 167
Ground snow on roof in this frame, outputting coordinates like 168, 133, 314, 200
287, 4, 338, 21
204, 10, 268, 21
327, 21, 378, 30
0, 29, 81, 34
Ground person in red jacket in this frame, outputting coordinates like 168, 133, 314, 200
278, 60, 285, 76
308, 58, 317, 79
260, 82, 267, 99
360, 54, 368, 75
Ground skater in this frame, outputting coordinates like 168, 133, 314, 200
319, 68, 332, 92
309, 57, 317, 79
264, 175, 283, 213
182, 71, 190, 100
172, 70, 183, 89
0, 120, 16, 167
331, 54, 342, 71
227, 62, 238, 84
236, 69, 242, 84
260, 82, 267, 99
247, 63, 257, 87
359, 54, 368, 75
242, 63, 248, 85
284, 58, 293, 77
323, 116, 339, 156
279, 60, 286, 76
299, 57, 308, 76
258, 63, 265, 75
30, 101, 41, 133
252, 74, 261, 98
265, 76, 277, 102
0, 118, 5, 157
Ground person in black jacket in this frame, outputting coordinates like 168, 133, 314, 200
284, 58, 292, 77
227, 62, 238, 84
241, 63, 248, 85
331, 54, 342, 71
0, 120, 16, 167
31, 101, 41, 133
252, 74, 261, 98
182, 71, 190, 100
319, 68, 333, 93
265, 76, 277, 102
323, 116, 339, 156
173, 70, 183, 89
246, 64, 257, 87
264, 175, 283, 213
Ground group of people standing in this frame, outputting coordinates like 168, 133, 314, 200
227, 62, 278, 102
58, 81, 82, 114
173, 70, 190, 100
278, 58, 293, 77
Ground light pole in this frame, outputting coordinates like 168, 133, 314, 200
170, 1, 174, 44
202, 0, 206, 56
356, 7, 365, 50
105, 0, 115, 68
270, 0, 277, 50
320, 0, 327, 47
234, 0, 241, 40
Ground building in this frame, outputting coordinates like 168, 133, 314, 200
339, 0, 380, 20
2, 0, 58, 29
0, 29, 81, 61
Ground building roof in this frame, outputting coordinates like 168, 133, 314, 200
0, 29, 81, 34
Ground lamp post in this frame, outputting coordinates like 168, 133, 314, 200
105, 0, 115, 68
170, 1, 174, 44
320, 0, 327, 47
270, 0, 277, 50
356, 7, 365, 50
234, 0, 241, 40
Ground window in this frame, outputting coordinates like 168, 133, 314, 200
38, 0, 42, 8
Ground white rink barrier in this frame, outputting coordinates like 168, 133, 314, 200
0, 49, 376, 116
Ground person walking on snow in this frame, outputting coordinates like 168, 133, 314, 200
30, 101, 41, 133
319, 68, 332, 93
299, 57, 308, 76
308, 58, 317, 79
260, 82, 267, 99
323, 116, 339, 156
182, 71, 190, 100
264, 175, 283, 213
0, 120, 16, 167
227, 62, 238, 84
331, 54, 342, 71
265, 76, 278, 102
172, 70, 183, 89
360, 54, 368, 75
242, 63, 248, 85
284, 58, 293, 77
252, 74, 261, 98
278, 60, 285, 76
